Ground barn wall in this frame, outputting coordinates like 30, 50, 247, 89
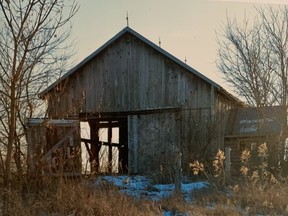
44, 32, 240, 175
180, 90, 240, 172
225, 136, 278, 176
47, 33, 214, 117
181, 108, 212, 172
128, 111, 181, 179
213, 92, 240, 151
26, 125, 47, 173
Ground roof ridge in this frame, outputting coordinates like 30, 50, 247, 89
40, 26, 226, 98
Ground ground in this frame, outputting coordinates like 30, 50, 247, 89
95, 175, 208, 215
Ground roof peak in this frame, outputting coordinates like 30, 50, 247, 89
40, 26, 225, 97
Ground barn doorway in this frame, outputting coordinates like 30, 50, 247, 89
81, 117, 128, 174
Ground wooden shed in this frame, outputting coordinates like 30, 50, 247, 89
26, 118, 82, 177
27, 27, 243, 178
225, 106, 287, 175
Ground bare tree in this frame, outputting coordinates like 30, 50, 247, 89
259, 7, 288, 108
217, 6, 288, 165
258, 6, 288, 166
217, 13, 275, 107
0, 0, 79, 187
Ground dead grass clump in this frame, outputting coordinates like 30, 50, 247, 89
230, 182, 288, 215
228, 143, 288, 214
187, 204, 242, 216
159, 190, 242, 216
188, 144, 288, 215
3, 179, 161, 216
159, 191, 190, 213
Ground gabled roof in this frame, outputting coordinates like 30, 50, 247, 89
225, 106, 286, 138
40, 26, 234, 99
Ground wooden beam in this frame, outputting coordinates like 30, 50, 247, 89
97, 122, 121, 128
89, 121, 100, 172
41, 127, 76, 161
82, 141, 93, 161
27, 118, 79, 127
81, 138, 119, 147
79, 107, 181, 120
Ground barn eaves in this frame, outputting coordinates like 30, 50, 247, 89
39, 26, 241, 105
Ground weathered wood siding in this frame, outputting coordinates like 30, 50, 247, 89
128, 112, 181, 177
47, 33, 214, 116
225, 136, 278, 176
213, 92, 240, 150
45, 31, 240, 175
26, 120, 81, 175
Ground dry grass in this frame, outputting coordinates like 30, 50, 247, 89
2, 176, 288, 215
160, 181, 288, 215
1, 178, 161, 216
2, 142, 288, 216
229, 182, 288, 215
159, 189, 243, 216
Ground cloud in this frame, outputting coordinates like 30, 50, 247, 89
210, 0, 288, 4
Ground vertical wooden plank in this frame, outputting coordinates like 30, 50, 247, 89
141, 45, 148, 109
108, 121, 113, 172
127, 35, 132, 110
225, 147, 231, 185
90, 61, 97, 112
161, 58, 165, 107
89, 121, 100, 173
128, 115, 138, 174
210, 85, 215, 118
177, 71, 183, 106
174, 151, 182, 192
174, 110, 182, 190
26, 127, 34, 174
85, 64, 92, 113
119, 118, 128, 173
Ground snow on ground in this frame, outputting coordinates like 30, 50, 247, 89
163, 211, 188, 216
95, 175, 208, 203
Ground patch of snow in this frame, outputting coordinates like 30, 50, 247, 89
163, 210, 189, 216
95, 175, 208, 202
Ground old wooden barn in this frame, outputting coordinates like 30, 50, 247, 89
27, 27, 244, 178
225, 106, 287, 175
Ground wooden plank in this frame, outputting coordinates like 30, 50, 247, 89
41, 172, 82, 177
41, 127, 77, 161
27, 118, 79, 126
79, 107, 181, 120
97, 122, 121, 128
128, 115, 138, 174
108, 122, 113, 172
160, 58, 165, 107
120, 40, 128, 110
83, 140, 93, 161
26, 127, 35, 173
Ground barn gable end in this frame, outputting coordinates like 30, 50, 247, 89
29, 27, 243, 177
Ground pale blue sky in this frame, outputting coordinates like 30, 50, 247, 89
71, 0, 288, 90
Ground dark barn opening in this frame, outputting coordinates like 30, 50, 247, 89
82, 116, 128, 174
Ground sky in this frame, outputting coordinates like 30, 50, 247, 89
71, 0, 288, 92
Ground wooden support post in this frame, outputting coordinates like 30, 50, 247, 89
174, 151, 182, 193
89, 121, 100, 173
108, 121, 113, 173
129, 115, 138, 174
225, 147, 231, 185
119, 119, 128, 173
174, 111, 182, 194
81, 139, 93, 160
